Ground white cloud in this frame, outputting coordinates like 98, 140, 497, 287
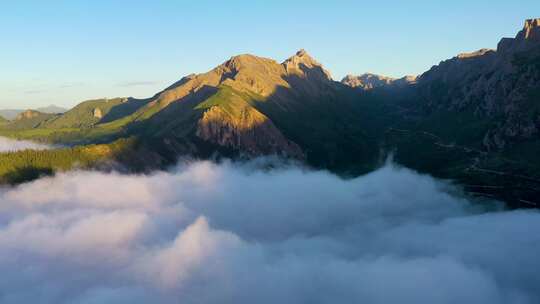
0, 136, 53, 152
0, 161, 538, 304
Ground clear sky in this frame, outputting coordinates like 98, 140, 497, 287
1, 0, 538, 109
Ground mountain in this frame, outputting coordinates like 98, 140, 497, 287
1, 19, 539, 206
341, 73, 417, 90
7, 110, 58, 130
378, 18, 540, 205
412, 20, 540, 151
0, 105, 67, 120
0, 49, 380, 172
124, 49, 377, 170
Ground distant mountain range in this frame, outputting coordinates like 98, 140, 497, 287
0, 105, 67, 120
1, 18, 540, 206
341, 73, 416, 90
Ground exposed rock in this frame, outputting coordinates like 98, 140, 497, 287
341, 73, 395, 90
457, 48, 495, 59
15, 110, 41, 120
196, 106, 303, 158
93, 108, 103, 119
518, 18, 540, 42
393, 75, 418, 87
132, 49, 344, 160
415, 18, 540, 150
144, 49, 339, 121
282, 49, 333, 81
498, 18, 540, 52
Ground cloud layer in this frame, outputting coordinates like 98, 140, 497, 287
0, 136, 53, 152
0, 161, 538, 304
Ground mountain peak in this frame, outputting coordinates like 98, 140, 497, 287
498, 18, 540, 52
282, 49, 332, 80
218, 54, 280, 76
519, 18, 540, 41
284, 49, 317, 65
295, 48, 308, 56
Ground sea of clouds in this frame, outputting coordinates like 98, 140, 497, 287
0, 136, 52, 152
0, 158, 539, 304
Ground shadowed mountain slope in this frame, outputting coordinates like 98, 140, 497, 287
2, 20, 540, 206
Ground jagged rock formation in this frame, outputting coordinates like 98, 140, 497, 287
196, 105, 303, 157
415, 18, 540, 150
341, 73, 416, 90
498, 18, 540, 53
341, 73, 395, 90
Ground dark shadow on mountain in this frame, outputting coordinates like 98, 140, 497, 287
99, 98, 151, 123
248, 64, 392, 176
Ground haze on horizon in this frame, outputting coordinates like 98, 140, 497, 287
0, 0, 538, 109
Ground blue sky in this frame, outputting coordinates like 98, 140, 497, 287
0, 0, 538, 109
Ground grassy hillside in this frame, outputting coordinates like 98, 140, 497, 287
43, 97, 135, 128
3, 111, 57, 130
0, 98, 149, 145
0, 138, 136, 184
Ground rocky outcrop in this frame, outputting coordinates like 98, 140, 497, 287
415, 18, 540, 150
498, 18, 540, 53
93, 108, 103, 119
15, 110, 41, 120
196, 106, 303, 158
282, 49, 333, 81
341, 73, 395, 90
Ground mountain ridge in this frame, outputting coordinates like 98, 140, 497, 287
0, 105, 67, 120
1, 20, 540, 206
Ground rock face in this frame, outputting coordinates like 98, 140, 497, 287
196, 106, 303, 157
15, 110, 41, 120
93, 108, 103, 119
498, 18, 540, 52
414, 18, 540, 150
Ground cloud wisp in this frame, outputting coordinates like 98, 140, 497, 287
0, 161, 538, 304
0, 136, 53, 152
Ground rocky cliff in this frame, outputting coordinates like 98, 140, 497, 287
415, 18, 540, 150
